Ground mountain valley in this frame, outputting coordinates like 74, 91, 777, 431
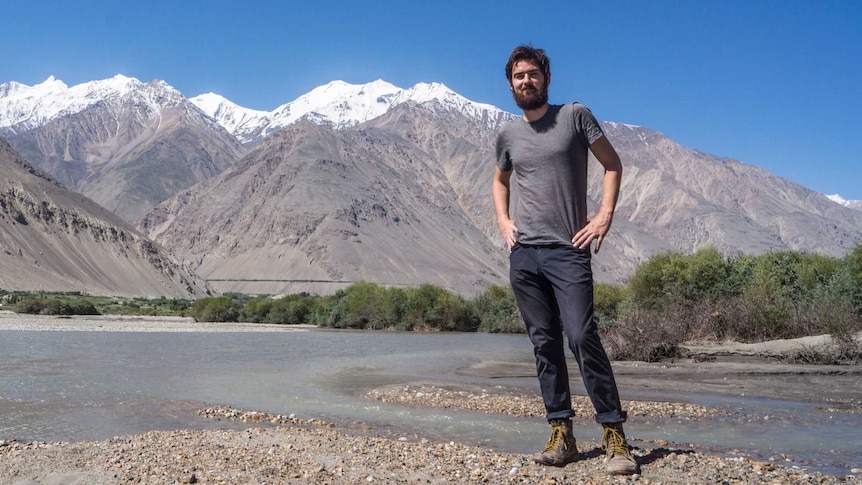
2, 75, 861, 296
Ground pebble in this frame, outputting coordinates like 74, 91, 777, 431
365, 383, 725, 420
1, 396, 852, 485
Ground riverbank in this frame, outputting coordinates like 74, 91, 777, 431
2, 312, 861, 483
3, 403, 860, 484
0, 310, 311, 332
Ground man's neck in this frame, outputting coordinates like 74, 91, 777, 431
522, 103, 550, 122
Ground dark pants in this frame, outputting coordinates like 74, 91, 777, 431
509, 243, 626, 424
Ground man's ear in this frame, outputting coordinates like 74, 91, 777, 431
545, 72, 551, 88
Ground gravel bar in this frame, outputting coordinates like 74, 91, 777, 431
2, 403, 859, 484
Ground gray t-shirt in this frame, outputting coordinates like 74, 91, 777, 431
495, 103, 605, 245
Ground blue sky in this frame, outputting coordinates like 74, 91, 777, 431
4, 0, 861, 199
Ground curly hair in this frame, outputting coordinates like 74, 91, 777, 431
505, 45, 551, 84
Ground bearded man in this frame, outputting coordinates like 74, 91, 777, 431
492, 45, 638, 476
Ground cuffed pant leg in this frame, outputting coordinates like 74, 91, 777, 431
542, 246, 626, 424
509, 244, 574, 421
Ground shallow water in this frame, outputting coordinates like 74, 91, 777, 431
1, 326, 860, 476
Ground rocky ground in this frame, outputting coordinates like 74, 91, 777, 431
2, 314, 861, 484
2, 397, 860, 484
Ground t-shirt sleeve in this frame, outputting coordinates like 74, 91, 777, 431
495, 130, 513, 172
571, 103, 605, 146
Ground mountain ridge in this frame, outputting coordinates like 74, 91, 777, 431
2, 76, 246, 222
189, 79, 515, 147
3, 74, 862, 296
138, 117, 509, 295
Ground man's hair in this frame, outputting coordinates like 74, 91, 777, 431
505, 45, 551, 84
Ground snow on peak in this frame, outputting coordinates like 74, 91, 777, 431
0, 76, 72, 129
189, 92, 270, 141
826, 194, 862, 211
241, 79, 513, 138
0, 74, 182, 131
3, 73, 513, 145
401, 82, 454, 102
190, 92, 231, 117
188, 78, 517, 144
267, 79, 402, 131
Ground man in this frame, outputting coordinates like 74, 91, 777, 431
492, 45, 638, 476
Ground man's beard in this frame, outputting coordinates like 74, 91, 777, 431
513, 84, 548, 111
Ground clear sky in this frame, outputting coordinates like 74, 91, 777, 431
3, 0, 861, 199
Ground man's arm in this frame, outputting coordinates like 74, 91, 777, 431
572, 135, 622, 254
492, 167, 518, 250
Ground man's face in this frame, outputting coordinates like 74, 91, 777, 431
510, 60, 549, 111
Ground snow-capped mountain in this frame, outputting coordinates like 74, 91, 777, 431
1, 75, 244, 222
190, 79, 515, 146
827, 194, 862, 211
3, 73, 862, 294
0, 75, 183, 135
187, 92, 270, 143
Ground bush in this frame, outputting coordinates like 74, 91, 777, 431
241, 298, 273, 322
594, 283, 630, 331
620, 246, 862, 346
190, 296, 241, 322
402, 284, 477, 331
782, 339, 862, 365
317, 283, 477, 331
14, 296, 98, 315
471, 284, 523, 333
266, 294, 314, 324
602, 303, 687, 362
325, 282, 384, 329
628, 247, 736, 309
836, 244, 862, 314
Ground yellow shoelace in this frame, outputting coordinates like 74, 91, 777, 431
602, 426, 629, 456
544, 425, 566, 452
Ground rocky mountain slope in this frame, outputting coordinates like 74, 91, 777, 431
0, 137, 209, 297
139, 118, 508, 296
139, 98, 862, 295
5, 75, 862, 295
1, 76, 246, 222
598, 122, 862, 256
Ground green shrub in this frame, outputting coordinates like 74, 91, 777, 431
838, 244, 862, 314
306, 295, 335, 326
266, 294, 314, 324
317, 283, 477, 331
627, 247, 735, 308
14, 296, 98, 315
190, 296, 241, 322
401, 284, 476, 331
471, 284, 523, 333
326, 282, 383, 329
594, 283, 630, 330
241, 298, 273, 322
372, 287, 407, 329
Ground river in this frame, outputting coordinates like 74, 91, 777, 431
1, 313, 860, 476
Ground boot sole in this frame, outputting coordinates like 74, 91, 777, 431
533, 454, 580, 467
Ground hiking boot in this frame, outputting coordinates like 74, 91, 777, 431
532, 419, 578, 467
601, 422, 639, 475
